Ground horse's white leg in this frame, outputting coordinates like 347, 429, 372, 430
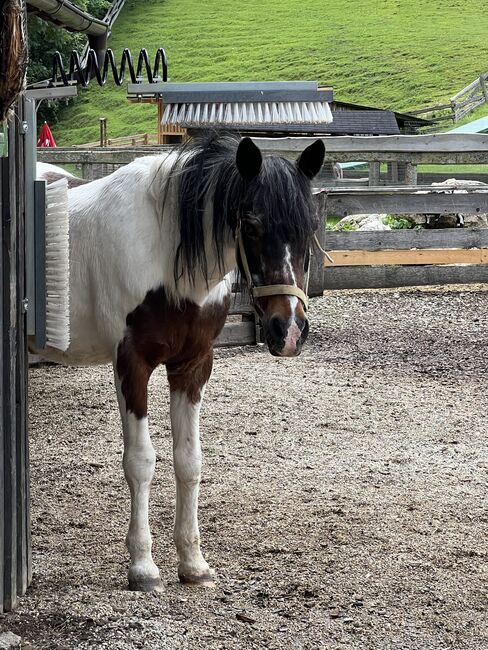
167, 354, 214, 586
114, 350, 162, 592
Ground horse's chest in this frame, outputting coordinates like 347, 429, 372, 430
124, 287, 230, 367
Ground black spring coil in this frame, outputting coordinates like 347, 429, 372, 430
51, 47, 168, 88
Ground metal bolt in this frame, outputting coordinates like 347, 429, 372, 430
21, 298, 29, 313
20, 121, 28, 134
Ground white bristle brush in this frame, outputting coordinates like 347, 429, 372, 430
44, 177, 70, 351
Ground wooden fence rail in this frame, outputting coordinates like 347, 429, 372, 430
309, 189, 488, 294
38, 134, 488, 187
407, 71, 488, 124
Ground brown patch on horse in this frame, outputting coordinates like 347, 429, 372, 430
43, 171, 90, 189
258, 294, 306, 322
117, 287, 230, 418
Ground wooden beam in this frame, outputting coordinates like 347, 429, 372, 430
323, 228, 488, 251
317, 187, 488, 216
324, 264, 488, 290
215, 320, 255, 347
255, 134, 488, 153
323, 248, 488, 267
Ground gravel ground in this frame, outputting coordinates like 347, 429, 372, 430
1, 286, 487, 650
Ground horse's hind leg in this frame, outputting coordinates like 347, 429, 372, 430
114, 345, 162, 592
167, 353, 214, 586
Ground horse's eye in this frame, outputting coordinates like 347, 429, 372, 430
242, 219, 262, 240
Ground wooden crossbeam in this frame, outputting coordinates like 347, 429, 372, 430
323, 248, 488, 267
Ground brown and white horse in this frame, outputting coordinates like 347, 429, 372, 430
35, 133, 325, 591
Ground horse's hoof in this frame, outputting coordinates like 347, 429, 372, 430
178, 571, 215, 588
128, 576, 164, 593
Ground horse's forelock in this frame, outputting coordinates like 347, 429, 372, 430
164, 132, 317, 289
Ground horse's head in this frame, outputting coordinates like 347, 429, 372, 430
235, 137, 325, 357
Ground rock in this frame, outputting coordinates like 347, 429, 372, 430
0, 632, 22, 649
402, 179, 488, 228
334, 214, 391, 231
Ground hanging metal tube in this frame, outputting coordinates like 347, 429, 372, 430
27, 0, 109, 36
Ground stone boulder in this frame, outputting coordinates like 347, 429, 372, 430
334, 214, 391, 231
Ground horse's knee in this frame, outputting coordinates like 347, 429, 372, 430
173, 445, 201, 484
123, 447, 156, 484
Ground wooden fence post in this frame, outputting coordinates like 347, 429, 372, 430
405, 162, 418, 185
309, 193, 327, 297
1, 98, 30, 613
480, 75, 488, 102
99, 118, 107, 147
368, 161, 380, 186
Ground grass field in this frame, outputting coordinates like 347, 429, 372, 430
55, 0, 488, 145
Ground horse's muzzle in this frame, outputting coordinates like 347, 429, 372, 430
263, 314, 309, 357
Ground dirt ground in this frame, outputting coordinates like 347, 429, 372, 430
1, 286, 487, 650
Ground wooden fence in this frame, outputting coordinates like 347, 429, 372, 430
38, 134, 488, 294
309, 187, 488, 293
1, 99, 30, 613
408, 71, 488, 124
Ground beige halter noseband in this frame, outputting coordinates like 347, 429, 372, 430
235, 222, 310, 311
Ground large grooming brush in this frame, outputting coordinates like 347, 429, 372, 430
128, 81, 333, 127
44, 177, 70, 351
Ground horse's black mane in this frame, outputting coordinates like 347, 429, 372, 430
164, 130, 318, 287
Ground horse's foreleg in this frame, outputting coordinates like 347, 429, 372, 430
114, 347, 162, 592
167, 353, 214, 586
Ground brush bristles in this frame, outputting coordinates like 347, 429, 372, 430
45, 178, 70, 352
161, 101, 333, 126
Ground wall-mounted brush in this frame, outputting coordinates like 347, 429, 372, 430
28, 176, 70, 353
128, 81, 333, 128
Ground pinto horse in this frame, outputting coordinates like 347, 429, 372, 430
35, 133, 325, 591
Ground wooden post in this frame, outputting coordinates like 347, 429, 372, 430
1, 97, 30, 613
99, 118, 107, 147
405, 162, 418, 185
480, 75, 488, 102
308, 193, 327, 297
387, 162, 399, 184
368, 161, 380, 186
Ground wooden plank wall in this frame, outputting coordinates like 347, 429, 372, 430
0, 99, 30, 613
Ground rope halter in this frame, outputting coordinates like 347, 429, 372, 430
235, 222, 310, 312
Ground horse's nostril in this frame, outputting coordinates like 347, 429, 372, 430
301, 318, 309, 340
296, 317, 307, 333
269, 315, 287, 341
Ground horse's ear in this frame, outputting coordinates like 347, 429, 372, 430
236, 137, 262, 181
297, 139, 325, 179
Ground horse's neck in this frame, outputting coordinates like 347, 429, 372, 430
154, 162, 237, 306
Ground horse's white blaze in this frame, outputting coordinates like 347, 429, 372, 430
281, 246, 302, 354
170, 389, 210, 578
283, 296, 302, 354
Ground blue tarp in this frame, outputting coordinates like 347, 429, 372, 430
448, 116, 488, 134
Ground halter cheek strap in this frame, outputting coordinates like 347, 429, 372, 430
236, 223, 310, 312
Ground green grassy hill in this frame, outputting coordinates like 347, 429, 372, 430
55, 0, 488, 145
